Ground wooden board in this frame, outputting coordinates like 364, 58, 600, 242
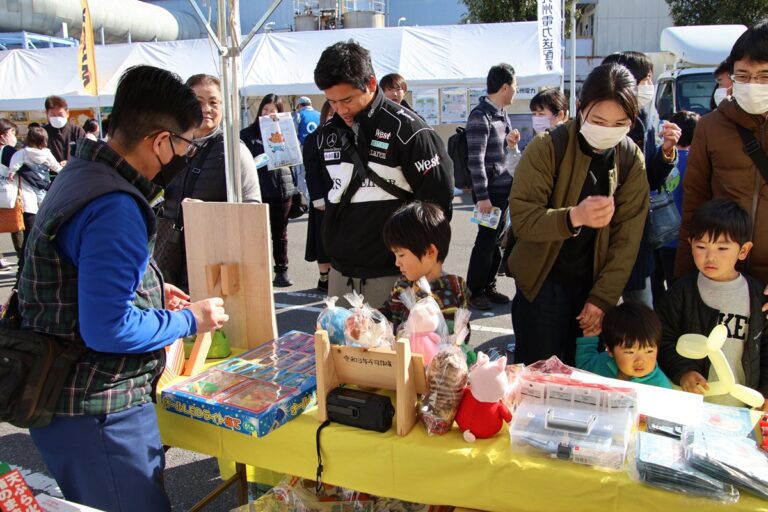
183, 202, 277, 349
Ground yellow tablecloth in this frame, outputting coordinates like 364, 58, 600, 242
157, 362, 768, 511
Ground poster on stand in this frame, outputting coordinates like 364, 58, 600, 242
468, 88, 485, 111
259, 113, 303, 170
412, 89, 439, 125
440, 88, 468, 124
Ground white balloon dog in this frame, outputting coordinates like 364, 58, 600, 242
676, 324, 764, 408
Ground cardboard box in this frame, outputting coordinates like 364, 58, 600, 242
161, 331, 316, 437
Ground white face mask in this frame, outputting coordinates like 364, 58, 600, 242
713, 87, 729, 106
49, 116, 67, 129
636, 84, 655, 108
531, 115, 552, 134
579, 115, 630, 151
732, 82, 768, 114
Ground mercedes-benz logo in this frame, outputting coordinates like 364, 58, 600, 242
327, 133, 338, 147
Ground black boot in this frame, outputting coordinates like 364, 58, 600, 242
317, 270, 329, 292
273, 267, 293, 288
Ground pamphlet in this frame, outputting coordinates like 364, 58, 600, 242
470, 206, 501, 229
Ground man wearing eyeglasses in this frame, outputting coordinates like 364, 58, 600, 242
17, 65, 229, 512
675, 21, 768, 286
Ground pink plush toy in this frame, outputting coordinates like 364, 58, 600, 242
454, 352, 512, 442
408, 299, 442, 366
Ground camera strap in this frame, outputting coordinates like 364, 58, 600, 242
315, 419, 332, 493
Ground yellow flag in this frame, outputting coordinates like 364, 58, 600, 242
78, 0, 98, 95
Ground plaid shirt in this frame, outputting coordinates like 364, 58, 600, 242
18, 138, 167, 416
379, 274, 470, 336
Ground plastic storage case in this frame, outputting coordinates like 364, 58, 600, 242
509, 401, 633, 469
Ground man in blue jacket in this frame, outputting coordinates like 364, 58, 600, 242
18, 65, 229, 512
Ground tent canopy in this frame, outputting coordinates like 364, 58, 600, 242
660, 25, 746, 66
0, 22, 562, 110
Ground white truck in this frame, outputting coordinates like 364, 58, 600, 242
649, 24, 746, 132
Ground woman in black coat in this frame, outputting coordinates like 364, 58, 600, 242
240, 94, 296, 287
303, 101, 334, 291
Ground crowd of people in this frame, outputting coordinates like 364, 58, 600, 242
2, 20, 768, 512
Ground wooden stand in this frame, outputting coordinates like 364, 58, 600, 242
314, 330, 427, 436
179, 202, 278, 376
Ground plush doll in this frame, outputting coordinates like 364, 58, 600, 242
407, 299, 443, 366
454, 352, 512, 442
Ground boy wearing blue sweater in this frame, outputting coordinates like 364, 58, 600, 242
576, 301, 672, 388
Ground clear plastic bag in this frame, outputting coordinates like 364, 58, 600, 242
316, 296, 351, 345
343, 291, 394, 348
398, 277, 449, 366
420, 345, 468, 436
682, 427, 768, 499
631, 431, 739, 502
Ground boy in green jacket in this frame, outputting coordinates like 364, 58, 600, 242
576, 301, 672, 388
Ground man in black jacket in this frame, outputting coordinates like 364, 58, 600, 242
42, 95, 86, 165
313, 41, 454, 308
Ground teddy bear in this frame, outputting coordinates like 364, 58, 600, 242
454, 352, 512, 442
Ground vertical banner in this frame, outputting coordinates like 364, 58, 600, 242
537, 0, 563, 74
78, 0, 98, 95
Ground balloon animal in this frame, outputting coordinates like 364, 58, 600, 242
676, 324, 764, 408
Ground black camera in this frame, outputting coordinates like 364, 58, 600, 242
326, 387, 395, 432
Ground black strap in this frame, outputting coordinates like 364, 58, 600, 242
735, 124, 768, 186
161, 139, 217, 229
340, 132, 414, 202
315, 419, 332, 493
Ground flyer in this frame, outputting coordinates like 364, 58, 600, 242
258, 113, 303, 170
440, 88, 468, 124
412, 89, 439, 125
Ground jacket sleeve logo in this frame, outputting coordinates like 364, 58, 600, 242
414, 154, 441, 174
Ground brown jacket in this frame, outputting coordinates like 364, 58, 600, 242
507, 119, 649, 312
675, 98, 768, 283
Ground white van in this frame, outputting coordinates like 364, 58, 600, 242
648, 25, 746, 135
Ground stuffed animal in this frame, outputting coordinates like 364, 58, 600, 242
408, 299, 443, 366
454, 352, 512, 442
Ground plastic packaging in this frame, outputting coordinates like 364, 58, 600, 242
682, 427, 768, 499
230, 475, 453, 511
633, 431, 739, 502
343, 291, 394, 349
398, 277, 449, 366
316, 296, 351, 345
449, 307, 476, 366
419, 345, 468, 435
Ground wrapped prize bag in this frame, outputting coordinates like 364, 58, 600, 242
343, 291, 394, 348
317, 296, 351, 345
398, 277, 449, 366
419, 308, 471, 435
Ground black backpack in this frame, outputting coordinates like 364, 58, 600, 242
447, 126, 470, 189
500, 124, 637, 277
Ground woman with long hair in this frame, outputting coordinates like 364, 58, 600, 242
240, 94, 297, 287
508, 63, 649, 365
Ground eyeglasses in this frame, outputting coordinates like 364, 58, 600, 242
145, 130, 200, 158
730, 72, 768, 85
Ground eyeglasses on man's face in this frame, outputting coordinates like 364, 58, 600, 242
145, 130, 200, 158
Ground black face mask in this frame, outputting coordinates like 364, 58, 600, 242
153, 138, 189, 188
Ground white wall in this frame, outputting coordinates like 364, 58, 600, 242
593, 0, 673, 57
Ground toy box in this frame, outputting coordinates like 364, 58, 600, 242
160, 331, 317, 437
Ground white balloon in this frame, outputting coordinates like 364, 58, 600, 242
676, 325, 764, 408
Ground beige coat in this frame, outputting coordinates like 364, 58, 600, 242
508, 119, 649, 312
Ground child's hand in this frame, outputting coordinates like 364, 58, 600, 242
680, 370, 709, 394
761, 398, 768, 412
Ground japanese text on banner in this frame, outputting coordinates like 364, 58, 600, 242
537, 0, 563, 74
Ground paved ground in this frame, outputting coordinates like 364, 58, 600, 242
0, 191, 517, 511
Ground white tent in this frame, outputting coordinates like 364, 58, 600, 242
241, 22, 561, 95
660, 25, 747, 66
0, 22, 562, 110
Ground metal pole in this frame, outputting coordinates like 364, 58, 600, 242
187, 0, 227, 56
100, 26, 105, 46
217, 0, 240, 203
569, 0, 576, 116
560, 0, 565, 91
